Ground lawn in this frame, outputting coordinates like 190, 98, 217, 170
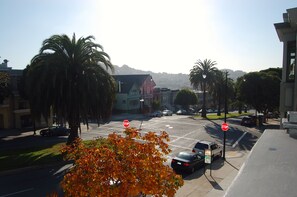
197, 112, 252, 120
0, 139, 108, 172
0, 143, 65, 172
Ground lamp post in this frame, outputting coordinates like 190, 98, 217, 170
202, 73, 207, 118
223, 71, 228, 160
139, 98, 144, 114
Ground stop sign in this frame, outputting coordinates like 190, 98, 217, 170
221, 122, 229, 131
123, 119, 130, 128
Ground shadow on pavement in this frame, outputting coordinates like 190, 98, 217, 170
181, 168, 204, 180
225, 160, 240, 171
205, 119, 280, 150
205, 175, 224, 191
0, 133, 67, 151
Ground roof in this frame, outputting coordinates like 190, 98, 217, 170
113, 74, 155, 93
274, 7, 297, 42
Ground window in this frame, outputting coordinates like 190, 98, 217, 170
287, 41, 296, 82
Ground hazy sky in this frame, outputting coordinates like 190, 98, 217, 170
0, 0, 296, 74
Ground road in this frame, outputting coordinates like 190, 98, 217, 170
0, 114, 262, 197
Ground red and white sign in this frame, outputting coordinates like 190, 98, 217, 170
221, 122, 229, 131
123, 119, 130, 128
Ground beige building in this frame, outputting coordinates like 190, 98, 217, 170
275, 7, 297, 119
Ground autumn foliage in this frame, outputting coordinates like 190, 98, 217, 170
61, 128, 184, 196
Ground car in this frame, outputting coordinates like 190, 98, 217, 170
162, 109, 173, 116
171, 151, 204, 173
241, 115, 257, 126
192, 140, 222, 160
149, 111, 163, 117
176, 109, 187, 115
40, 126, 70, 137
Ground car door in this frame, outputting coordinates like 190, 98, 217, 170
193, 155, 203, 168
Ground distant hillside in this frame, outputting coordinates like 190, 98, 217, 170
113, 65, 246, 90
221, 69, 247, 81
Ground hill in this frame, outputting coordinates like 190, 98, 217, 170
113, 65, 246, 90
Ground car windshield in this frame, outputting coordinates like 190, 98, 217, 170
195, 143, 209, 150
177, 152, 193, 160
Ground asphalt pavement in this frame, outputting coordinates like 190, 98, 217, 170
0, 114, 279, 197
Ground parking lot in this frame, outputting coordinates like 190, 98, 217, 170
0, 114, 266, 197
80, 114, 262, 165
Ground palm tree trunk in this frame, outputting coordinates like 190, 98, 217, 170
67, 116, 79, 144
217, 91, 221, 116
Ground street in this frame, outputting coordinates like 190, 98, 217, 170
0, 114, 262, 197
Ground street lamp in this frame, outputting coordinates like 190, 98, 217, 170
202, 73, 207, 118
223, 71, 228, 160
139, 98, 144, 114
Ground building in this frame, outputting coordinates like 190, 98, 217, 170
274, 7, 297, 119
113, 74, 156, 113
0, 60, 47, 129
153, 88, 176, 110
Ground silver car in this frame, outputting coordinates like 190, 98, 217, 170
192, 140, 222, 160
162, 109, 173, 116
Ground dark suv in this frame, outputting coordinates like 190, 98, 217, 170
241, 115, 257, 126
40, 126, 70, 137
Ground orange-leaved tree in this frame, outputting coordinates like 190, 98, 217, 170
61, 128, 184, 196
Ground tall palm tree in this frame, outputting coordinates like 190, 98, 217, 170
189, 59, 218, 117
211, 70, 225, 116
25, 34, 116, 143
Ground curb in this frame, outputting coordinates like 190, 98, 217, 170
0, 161, 71, 176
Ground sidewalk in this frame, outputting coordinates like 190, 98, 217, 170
225, 129, 297, 197
175, 150, 249, 197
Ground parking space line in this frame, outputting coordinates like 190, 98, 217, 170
170, 130, 199, 143
1, 188, 34, 197
168, 144, 192, 150
232, 131, 248, 148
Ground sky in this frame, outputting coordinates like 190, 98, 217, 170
0, 0, 296, 74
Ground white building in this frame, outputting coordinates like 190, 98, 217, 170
274, 7, 297, 119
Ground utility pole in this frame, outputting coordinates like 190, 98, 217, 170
223, 71, 228, 160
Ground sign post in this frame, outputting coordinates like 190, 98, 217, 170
123, 119, 130, 128
204, 149, 212, 176
221, 122, 229, 160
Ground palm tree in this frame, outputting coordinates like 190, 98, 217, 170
211, 70, 225, 116
25, 34, 116, 143
189, 59, 218, 117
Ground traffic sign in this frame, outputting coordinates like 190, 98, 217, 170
221, 122, 229, 131
123, 119, 130, 128
204, 149, 212, 164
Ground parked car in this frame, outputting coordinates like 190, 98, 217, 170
171, 151, 204, 173
192, 140, 222, 160
40, 126, 70, 137
162, 109, 173, 116
176, 109, 187, 115
241, 115, 257, 126
149, 111, 163, 117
